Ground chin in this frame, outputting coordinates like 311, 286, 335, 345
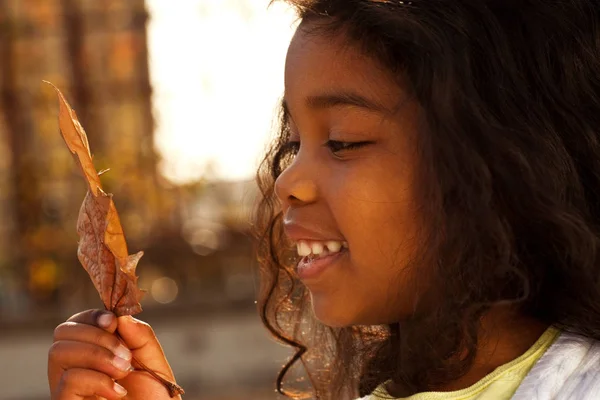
309, 290, 409, 327
309, 291, 362, 328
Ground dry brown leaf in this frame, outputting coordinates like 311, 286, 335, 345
45, 81, 144, 316
45, 81, 184, 397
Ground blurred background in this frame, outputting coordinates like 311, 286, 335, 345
0, 1, 298, 399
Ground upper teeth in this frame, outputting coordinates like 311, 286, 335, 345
296, 240, 348, 257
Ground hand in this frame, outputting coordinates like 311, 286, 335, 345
48, 309, 181, 400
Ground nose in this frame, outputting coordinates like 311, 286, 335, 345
274, 152, 318, 208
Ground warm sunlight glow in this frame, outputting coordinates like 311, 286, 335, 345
146, 0, 297, 184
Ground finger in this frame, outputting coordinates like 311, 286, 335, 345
54, 322, 131, 360
49, 323, 131, 391
53, 368, 127, 400
49, 340, 133, 382
66, 310, 118, 333
116, 316, 175, 379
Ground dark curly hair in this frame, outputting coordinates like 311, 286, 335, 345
252, 0, 600, 398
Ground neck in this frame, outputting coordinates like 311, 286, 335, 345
387, 307, 549, 395
437, 308, 548, 391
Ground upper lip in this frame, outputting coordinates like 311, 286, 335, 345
283, 221, 345, 243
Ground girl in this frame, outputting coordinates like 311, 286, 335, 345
48, 0, 600, 399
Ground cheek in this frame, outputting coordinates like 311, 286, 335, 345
350, 206, 419, 320
333, 167, 418, 268
324, 166, 420, 322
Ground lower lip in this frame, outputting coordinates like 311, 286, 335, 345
297, 249, 347, 280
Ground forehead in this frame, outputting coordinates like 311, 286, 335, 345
284, 22, 403, 112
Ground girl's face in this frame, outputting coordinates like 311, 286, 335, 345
275, 24, 425, 327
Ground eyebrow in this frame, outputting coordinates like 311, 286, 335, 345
282, 90, 392, 117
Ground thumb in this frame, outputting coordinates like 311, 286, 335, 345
116, 316, 175, 380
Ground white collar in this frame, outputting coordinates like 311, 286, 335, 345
512, 330, 600, 399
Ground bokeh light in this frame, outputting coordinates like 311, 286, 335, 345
150, 277, 179, 304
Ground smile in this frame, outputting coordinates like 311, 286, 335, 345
296, 239, 349, 258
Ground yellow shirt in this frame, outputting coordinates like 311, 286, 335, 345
367, 326, 560, 400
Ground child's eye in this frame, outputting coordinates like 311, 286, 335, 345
325, 140, 371, 154
280, 140, 371, 157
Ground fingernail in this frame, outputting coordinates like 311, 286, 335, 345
114, 344, 132, 361
97, 312, 114, 328
113, 382, 127, 396
112, 356, 132, 372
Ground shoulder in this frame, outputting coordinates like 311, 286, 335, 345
512, 330, 600, 399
